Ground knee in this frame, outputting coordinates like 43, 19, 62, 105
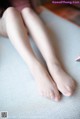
3, 7, 19, 18
21, 7, 33, 14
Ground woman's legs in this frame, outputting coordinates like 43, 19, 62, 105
1, 7, 60, 101
0, 17, 7, 37
21, 8, 76, 96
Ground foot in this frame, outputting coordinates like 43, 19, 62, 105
30, 61, 61, 101
47, 62, 76, 97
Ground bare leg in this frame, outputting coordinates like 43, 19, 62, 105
21, 8, 76, 96
1, 7, 60, 101
0, 17, 7, 37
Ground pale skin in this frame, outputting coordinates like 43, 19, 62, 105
0, 7, 76, 101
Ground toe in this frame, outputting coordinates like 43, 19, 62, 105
58, 86, 70, 96
50, 92, 55, 100
45, 91, 55, 101
51, 90, 61, 101
52, 83, 61, 101
42, 91, 52, 100
55, 93, 61, 101
53, 89, 61, 101
61, 86, 72, 97
66, 86, 73, 96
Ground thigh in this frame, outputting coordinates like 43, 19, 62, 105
0, 17, 7, 37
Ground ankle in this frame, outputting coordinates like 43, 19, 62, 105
27, 58, 41, 70
47, 60, 62, 72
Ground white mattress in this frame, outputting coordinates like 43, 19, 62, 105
0, 8, 80, 119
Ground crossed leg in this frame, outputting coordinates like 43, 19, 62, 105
21, 7, 76, 96
0, 7, 60, 101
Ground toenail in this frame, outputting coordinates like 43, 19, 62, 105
67, 92, 72, 96
64, 91, 72, 96
55, 97, 60, 102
